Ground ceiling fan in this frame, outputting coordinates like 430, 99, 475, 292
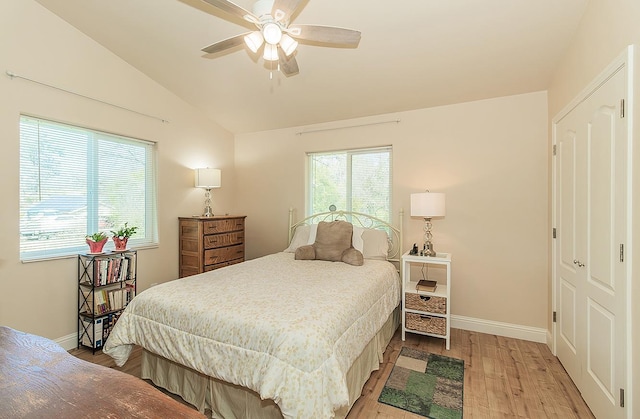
197, 0, 361, 76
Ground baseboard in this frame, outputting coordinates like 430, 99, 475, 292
546, 329, 554, 353
451, 315, 548, 343
56, 332, 79, 351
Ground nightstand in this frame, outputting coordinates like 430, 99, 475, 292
401, 251, 452, 349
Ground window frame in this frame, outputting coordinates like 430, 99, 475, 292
19, 115, 158, 262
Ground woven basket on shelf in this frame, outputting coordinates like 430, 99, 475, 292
405, 313, 447, 336
405, 293, 447, 314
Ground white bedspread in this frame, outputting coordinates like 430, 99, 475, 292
103, 252, 400, 418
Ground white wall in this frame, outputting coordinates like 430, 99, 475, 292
235, 91, 549, 330
547, 0, 640, 414
0, 1, 235, 342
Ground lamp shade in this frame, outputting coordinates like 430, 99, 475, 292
263, 43, 278, 61
411, 192, 445, 217
279, 33, 298, 56
244, 31, 264, 53
195, 168, 221, 189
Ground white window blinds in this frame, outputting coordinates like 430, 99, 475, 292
19, 115, 158, 261
308, 146, 392, 221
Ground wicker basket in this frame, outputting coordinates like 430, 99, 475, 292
405, 293, 447, 314
405, 313, 447, 336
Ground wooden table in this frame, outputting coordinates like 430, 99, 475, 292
0, 326, 205, 418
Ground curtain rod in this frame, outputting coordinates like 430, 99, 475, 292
5, 70, 169, 124
296, 119, 400, 135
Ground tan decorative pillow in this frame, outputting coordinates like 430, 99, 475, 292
341, 247, 364, 266
314, 221, 352, 261
294, 220, 363, 266
294, 244, 315, 260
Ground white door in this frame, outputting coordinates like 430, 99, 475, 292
554, 64, 628, 418
555, 99, 583, 386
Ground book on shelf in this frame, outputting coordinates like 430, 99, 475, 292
416, 279, 437, 292
81, 316, 104, 348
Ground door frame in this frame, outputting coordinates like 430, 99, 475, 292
551, 44, 634, 417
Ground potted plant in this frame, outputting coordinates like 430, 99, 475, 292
111, 222, 138, 251
86, 232, 108, 254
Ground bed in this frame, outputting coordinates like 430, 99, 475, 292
103, 209, 403, 418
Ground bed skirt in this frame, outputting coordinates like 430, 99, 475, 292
141, 306, 400, 418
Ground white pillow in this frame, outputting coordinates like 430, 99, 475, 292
352, 226, 364, 253
307, 223, 318, 245
283, 224, 318, 252
362, 229, 389, 260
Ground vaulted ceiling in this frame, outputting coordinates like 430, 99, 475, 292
35, 0, 588, 134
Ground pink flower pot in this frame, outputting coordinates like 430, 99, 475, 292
86, 238, 107, 254
113, 237, 128, 251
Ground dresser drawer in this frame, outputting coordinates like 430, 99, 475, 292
204, 257, 244, 272
204, 244, 244, 266
204, 231, 244, 249
203, 218, 244, 235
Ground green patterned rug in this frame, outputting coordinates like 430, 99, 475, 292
378, 347, 464, 419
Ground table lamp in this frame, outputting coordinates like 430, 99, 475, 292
410, 191, 445, 256
195, 168, 221, 217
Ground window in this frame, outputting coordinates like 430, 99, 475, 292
19, 116, 158, 261
307, 146, 392, 221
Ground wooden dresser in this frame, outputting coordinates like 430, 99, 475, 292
178, 215, 246, 278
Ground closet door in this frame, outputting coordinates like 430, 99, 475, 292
555, 98, 584, 387
554, 63, 628, 419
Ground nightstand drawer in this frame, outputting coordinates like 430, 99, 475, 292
405, 313, 447, 336
204, 231, 244, 249
405, 293, 446, 314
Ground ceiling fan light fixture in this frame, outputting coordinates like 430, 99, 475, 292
262, 22, 282, 45
244, 31, 264, 53
279, 33, 298, 56
263, 43, 279, 61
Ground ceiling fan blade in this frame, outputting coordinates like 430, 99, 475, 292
272, 0, 304, 21
202, 33, 250, 54
287, 25, 361, 47
278, 49, 299, 77
199, 0, 258, 23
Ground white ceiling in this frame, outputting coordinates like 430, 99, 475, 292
35, 0, 588, 134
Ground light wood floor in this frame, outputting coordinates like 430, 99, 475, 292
70, 328, 594, 418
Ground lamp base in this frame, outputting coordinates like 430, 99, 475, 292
202, 206, 214, 217
422, 241, 436, 257
421, 217, 436, 256
202, 188, 214, 217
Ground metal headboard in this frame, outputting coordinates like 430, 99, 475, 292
288, 208, 404, 265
